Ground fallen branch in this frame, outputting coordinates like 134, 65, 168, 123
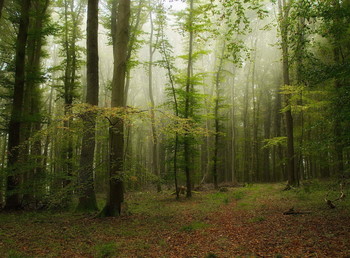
283, 207, 311, 215
325, 183, 346, 209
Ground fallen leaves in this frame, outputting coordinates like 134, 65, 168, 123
0, 184, 350, 257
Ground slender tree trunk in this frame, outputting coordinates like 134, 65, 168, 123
251, 39, 258, 181
5, 0, 31, 210
230, 68, 237, 183
61, 0, 73, 196
148, 8, 161, 192
243, 64, 251, 182
0, 0, 4, 20
101, 0, 130, 217
160, 29, 179, 199
333, 44, 344, 174
77, 0, 99, 211
22, 0, 49, 205
183, 0, 194, 198
278, 0, 298, 187
212, 44, 225, 189
263, 90, 271, 182
0, 136, 7, 207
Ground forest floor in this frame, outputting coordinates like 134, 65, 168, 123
1, 181, 350, 257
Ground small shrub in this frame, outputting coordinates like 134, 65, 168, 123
223, 197, 230, 205
232, 190, 245, 200
180, 221, 209, 232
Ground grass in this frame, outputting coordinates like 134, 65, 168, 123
248, 215, 266, 223
180, 221, 210, 232
0, 181, 349, 257
94, 242, 121, 258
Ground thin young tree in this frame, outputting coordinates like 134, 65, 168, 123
147, 0, 160, 192
183, 0, 194, 198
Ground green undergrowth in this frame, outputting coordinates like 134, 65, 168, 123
279, 179, 350, 211
180, 221, 210, 232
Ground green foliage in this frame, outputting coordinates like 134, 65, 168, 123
180, 221, 210, 232
263, 137, 287, 149
94, 242, 120, 258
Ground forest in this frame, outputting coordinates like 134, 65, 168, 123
0, 0, 350, 256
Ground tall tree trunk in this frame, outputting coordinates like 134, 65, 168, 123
5, 0, 31, 210
22, 0, 49, 205
183, 0, 194, 198
159, 18, 180, 198
77, 0, 99, 211
230, 67, 237, 183
278, 0, 298, 187
101, 0, 130, 217
61, 0, 73, 196
0, 0, 4, 20
0, 136, 7, 207
251, 39, 258, 181
263, 90, 271, 181
148, 7, 161, 192
212, 44, 225, 189
243, 63, 252, 182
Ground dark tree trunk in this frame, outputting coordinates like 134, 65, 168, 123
77, 0, 99, 211
22, 0, 49, 205
5, 0, 31, 210
212, 44, 225, 189
101, 0, 130, 217
278, 0, 298, 187
263, 91, 272, 182
0, 0, 4, 20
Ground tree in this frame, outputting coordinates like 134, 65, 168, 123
21, 0, 50, 205
76, 0, 99, 211
100, 0, 130, 217
278, 0, 299, 187
155, 2, 180, 198
183, 0, 195, 197
147, 0, 160, 192
0, 0, 4, 20
5, 0, 31, 210
54, 0, 85, 206
212, 43, 226, 189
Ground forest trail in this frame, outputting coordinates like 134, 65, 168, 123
0, 183, 350, 257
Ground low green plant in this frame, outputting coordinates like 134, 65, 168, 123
249, 216, 266, 223
94, 242, 120, 258
180, 221, 210, 232
7, 250, 30, 258
232, 190, 245, 200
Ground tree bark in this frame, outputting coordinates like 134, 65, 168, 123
212, 44, 225, 189
0, 0, 4, 20
278, 0, 298, 187
148, 7, 161, 192
101, 0, 130, 217
5, 0, 31, 210
77, 0, 99, 211
183, 0, 194, 198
